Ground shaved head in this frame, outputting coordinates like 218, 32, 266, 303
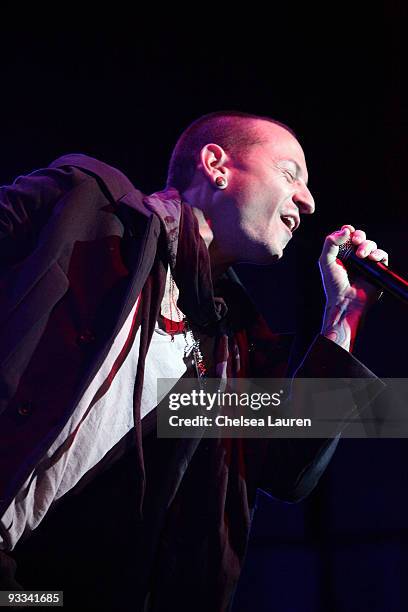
166, 111, 296, 193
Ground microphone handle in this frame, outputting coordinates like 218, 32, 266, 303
337, 240, 408, 304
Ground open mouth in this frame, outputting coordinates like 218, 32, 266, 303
280, 215, 296, 233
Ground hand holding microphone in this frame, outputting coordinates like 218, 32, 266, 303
337, 233, 408, 305
319, 225, 393, 351
319, 225, 391, 309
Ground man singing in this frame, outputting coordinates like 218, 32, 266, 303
0, 111, 387, 611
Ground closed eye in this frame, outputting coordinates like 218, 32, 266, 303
284, 170, 296, 182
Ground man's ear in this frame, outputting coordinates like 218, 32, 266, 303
199, 143, 229, 184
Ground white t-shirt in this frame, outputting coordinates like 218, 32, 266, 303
0, 282, 192, 551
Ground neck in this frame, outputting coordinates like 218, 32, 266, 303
190, 206, 231, 281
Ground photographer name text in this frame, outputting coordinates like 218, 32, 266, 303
168, 415, 312, 428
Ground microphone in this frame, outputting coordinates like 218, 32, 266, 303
337, 239, 408, 305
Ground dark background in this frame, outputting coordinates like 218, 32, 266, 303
1, 5, 407, 611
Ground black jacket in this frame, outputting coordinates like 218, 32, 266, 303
0, 155, 385, 611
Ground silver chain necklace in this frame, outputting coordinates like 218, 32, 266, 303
167, 272, 207, 379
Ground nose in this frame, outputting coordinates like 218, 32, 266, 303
293, 182, 315, 215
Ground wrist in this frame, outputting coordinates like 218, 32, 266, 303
321, 300, 366, 352
325, 293, 368, 314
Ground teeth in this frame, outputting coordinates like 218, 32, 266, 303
281, 216, 295, 231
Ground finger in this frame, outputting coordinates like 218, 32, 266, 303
368, 249, 389, 266
351, 229, 366, 245
341, 224, 356, 233
355, 240, 377, 258
329, 227, 352, 246
320, 227, 352, 264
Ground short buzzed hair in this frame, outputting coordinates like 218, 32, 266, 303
166, 110, 296, 193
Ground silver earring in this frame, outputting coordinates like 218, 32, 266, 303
215, 176, 227, 189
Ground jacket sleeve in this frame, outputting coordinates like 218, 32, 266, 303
0, 165, 81, 266
254, 334, 385, 502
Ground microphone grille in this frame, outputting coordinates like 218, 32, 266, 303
337, 238, 354, 262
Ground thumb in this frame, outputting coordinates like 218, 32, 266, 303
320, 226, 354, 266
